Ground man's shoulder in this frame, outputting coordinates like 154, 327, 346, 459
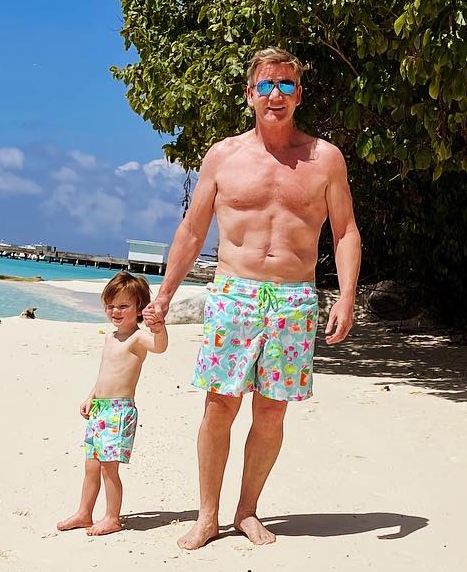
204, 133, 250, 165
314, 137, 344, 158
211, 132, 250, 152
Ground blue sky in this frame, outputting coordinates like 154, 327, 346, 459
0, 1, 217, 257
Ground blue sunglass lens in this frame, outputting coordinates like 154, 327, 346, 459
279, 81, 295, 94
256, 81, 274, 96
256, 80, 296, 96
279, 80, 295, 95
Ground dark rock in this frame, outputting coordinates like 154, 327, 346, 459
366, 281, 421, 321
20, 307, 37, 319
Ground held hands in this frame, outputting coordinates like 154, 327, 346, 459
325, 296, 354, 345
142, 299, 167, 334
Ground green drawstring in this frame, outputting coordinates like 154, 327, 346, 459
258, 284, 279, 313
89, 398, 109, 418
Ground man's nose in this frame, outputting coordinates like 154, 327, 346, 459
268, 84, 282, 97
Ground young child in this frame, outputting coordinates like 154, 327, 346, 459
57, 271, 168, 536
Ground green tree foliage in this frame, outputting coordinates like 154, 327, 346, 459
112, 0, 466, 176
111, 0, 467, 327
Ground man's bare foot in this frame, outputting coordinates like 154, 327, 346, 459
177, 519, 219, 550
234, 514, 276, 545
86, 516, 122, 536
57, 513, 93, 531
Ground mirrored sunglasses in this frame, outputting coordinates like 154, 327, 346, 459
255, 79, 296, 96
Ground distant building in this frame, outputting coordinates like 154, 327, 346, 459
33, 243, 56, 254
126, 239, 168, 266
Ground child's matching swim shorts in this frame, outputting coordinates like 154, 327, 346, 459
192, 275, 319, 401
84, 397, 137, 463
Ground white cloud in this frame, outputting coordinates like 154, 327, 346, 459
115, 161, 140, 176
43, 183, 125, 236
69, 150, 97, 168
76, 191, 125, 235
0, 171, 41, 195
0, 147, 25, 169
52, 166, 80, 183
136, 198, 181, 233
143, 158, 185, 187
0, 142, 192, 250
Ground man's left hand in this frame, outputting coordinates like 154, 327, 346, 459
324, 297, 354, 344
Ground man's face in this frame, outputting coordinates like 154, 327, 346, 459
246, 62, 302, 123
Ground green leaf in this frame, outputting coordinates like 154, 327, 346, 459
357, 136, 373, 159
429, 75, 440, 99
394, 13, 407, 36
394, 144, 408, 160
433, 162, 443, 180
414, 149, 431, 170
271, 0, 280, 17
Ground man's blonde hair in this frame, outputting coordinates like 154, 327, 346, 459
247, 47, 305, 86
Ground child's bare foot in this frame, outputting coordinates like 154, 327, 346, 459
86, 516, 122, 536
177, 519, 219, 550
57, 513, 93, 531
234, 514, 276, 545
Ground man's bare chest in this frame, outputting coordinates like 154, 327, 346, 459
217, 159, 327, 211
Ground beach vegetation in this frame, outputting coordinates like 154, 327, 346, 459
111, 0, 467, 328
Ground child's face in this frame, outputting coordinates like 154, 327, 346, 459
105, 293, 140, 329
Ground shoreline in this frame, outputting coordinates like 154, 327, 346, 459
43, 278, 209, 302
0, 278, 209, 323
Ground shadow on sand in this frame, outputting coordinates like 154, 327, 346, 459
314, 322, 467, 403
258, 512, 428, 540
121, 510, 198, 531
121, 510, 428, 541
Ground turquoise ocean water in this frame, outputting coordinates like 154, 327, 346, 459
0, 258, 164, 322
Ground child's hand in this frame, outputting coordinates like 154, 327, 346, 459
142, 304, 165, 333
142, 305, 156, 325
149, 320, 165, 334
143, 301, 166, 326
141, 304, 156, 326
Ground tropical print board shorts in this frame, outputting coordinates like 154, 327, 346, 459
84, 398, 138, 463
192, 275, 319, 401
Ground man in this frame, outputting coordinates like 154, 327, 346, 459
145, 47, 361, 549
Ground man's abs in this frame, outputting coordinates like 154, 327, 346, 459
216, 242, 319, 283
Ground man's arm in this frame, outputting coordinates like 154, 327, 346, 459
324, 146, 361, 344
145, 144, 221, 325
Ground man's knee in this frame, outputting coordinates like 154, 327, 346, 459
203, 393, 242, 428
100, 461, 119, 479
252, 395, 287, 431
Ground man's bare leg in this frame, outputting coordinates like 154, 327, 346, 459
87, 461, 122, 536
57, 458, 101, 531
234, 392, 287, 545
178, 393, 242, 550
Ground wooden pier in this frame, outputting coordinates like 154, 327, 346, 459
0, 246, 166, 276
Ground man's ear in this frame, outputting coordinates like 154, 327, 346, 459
246, 85, 254, 108
296, 84, 303, 107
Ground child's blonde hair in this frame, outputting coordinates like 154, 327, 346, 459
101, 271, 151, 323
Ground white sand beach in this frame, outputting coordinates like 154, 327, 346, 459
1, 280, 466, 571
44, 279, 209, 301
